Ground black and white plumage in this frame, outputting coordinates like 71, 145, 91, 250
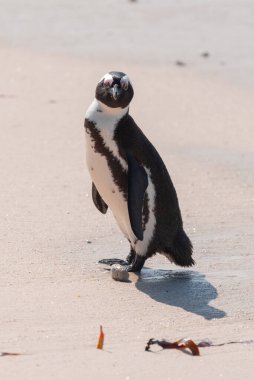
84, 71, 194, 272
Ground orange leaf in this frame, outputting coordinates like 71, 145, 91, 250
97, 325, 104, 350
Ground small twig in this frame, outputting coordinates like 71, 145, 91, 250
1, 352, 22, 357
145, 338, 200, 356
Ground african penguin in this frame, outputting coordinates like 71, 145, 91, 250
84, 71, 194, 272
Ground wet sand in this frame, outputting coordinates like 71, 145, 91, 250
0, 1, 254, 379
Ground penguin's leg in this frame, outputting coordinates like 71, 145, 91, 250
125, 253, 146, 272
125, 247, 135, 264
125, 248, 145, 272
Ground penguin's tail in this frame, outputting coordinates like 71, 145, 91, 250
163, 229, 195, 267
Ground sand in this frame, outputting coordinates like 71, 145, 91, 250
0, 1, 254, 379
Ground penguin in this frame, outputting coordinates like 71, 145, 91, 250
84, 71, 194, 272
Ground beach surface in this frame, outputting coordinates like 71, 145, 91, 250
0, 1, 254, 379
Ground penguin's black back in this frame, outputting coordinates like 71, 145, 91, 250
114, 113, 187, 256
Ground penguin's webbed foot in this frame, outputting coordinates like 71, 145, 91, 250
98, 258, 129, 266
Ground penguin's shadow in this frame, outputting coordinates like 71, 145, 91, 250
135, 268, 226, 320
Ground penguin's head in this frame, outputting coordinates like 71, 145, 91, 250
95, 71, 134, 109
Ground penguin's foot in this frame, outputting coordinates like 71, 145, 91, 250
98, 258, 129, 266
125, 255, 146, 272
99, 254, 145, 272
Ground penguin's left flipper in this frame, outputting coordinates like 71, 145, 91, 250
92, 182, 108, 214
127, 154, 148, 241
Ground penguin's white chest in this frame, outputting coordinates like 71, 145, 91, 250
85, 101, 134, 240
86, 131, 125, 205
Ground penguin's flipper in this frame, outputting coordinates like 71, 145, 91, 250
127, 154, 148, 241
92, 182, 108, 214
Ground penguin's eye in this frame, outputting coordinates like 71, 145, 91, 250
120, 77, 129, 91
103, 78, 113, 88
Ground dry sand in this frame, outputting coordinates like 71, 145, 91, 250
0, 1, 254, 379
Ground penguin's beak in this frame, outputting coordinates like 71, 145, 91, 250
111, 84, 121, 100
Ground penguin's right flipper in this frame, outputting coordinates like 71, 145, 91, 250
127, 154, 148, 241
92, 182, 108, 214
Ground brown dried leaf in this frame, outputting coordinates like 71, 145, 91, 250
145, 337, 254, 355
145, 338, 200, 356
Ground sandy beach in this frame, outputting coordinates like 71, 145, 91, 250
0, 1, 254, 379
